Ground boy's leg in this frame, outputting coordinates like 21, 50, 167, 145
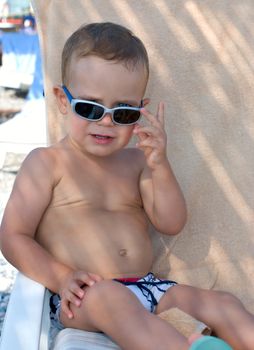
60, 280, 190, 350
156, 284, 254, 350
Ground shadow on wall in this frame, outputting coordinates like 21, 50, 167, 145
35, 0, 254, 293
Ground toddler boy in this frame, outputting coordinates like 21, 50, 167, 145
1, 22, 254, 350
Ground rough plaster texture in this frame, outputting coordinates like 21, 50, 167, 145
31, 0, 254, 318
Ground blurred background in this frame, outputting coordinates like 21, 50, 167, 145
0, 0, 36, 123
0, 0, 31, 20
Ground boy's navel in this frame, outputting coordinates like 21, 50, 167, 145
119, 248, 127, 257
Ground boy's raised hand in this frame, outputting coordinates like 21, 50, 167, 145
133, 102, 167, 170
60, 270, 103, 319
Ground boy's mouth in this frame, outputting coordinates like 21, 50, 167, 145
92, 134, 113, 139
91, 133, 114, 144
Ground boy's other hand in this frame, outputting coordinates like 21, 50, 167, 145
60, 270, 103, 319
133, 102, 168, 170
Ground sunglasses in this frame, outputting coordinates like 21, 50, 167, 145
62, 86, 143, 126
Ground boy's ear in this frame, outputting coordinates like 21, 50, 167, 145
142, 98, 150, 107
53, 85, 68, 115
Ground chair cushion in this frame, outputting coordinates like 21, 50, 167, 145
53, 328, 121, 350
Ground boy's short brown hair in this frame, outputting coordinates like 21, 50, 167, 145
62, 22, 149, 85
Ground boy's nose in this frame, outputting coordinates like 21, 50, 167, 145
97, 113, 114, 126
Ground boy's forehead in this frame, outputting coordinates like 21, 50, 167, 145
68, 55, 147, 82
67, 55, 148, 99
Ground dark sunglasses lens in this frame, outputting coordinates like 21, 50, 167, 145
114, 109, 140, 124
75, 102, 104, 120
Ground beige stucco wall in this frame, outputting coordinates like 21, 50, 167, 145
31, 0, 254, 310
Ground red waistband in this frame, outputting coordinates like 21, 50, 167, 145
115, 277, 141, 283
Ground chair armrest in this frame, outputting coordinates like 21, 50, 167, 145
0, 272, 49, 350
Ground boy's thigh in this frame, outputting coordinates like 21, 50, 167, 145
60, 279, 146, 331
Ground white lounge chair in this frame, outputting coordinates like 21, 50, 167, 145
0, 273, 51, 350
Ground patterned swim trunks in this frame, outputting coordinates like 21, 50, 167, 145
114, 272, 177, 312
50, 272, 177, 330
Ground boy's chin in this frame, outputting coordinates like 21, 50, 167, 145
85, 146, 121, 158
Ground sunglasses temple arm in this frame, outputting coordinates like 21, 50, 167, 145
62, 85, 73, 103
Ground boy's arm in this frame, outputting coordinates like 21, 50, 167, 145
0, 148, 73, 293
134, 102, 187, 235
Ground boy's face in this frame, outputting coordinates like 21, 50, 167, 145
58, 55, 148, 157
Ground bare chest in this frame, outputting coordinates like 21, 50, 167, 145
50, 161, 142, 209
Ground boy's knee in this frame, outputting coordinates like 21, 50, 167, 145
84, 279, 126, 310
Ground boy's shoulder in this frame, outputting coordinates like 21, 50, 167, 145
16, 140, 69, 186
24, 143, 62, 164
20, 139, 68, 176
26, 137, 70, 160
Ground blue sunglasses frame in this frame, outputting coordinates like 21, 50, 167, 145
62, 85, 143, 126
